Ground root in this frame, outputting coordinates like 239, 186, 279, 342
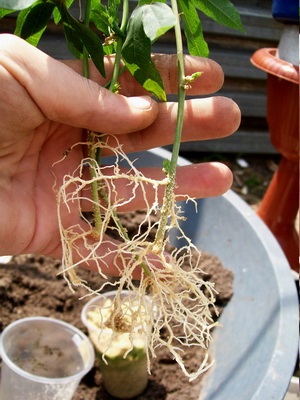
56, 136, 218, 380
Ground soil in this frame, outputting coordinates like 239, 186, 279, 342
0, 241, 233, 400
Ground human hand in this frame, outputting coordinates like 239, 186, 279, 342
0, 34, 240, 259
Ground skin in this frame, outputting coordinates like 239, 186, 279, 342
0, 34, 241, 269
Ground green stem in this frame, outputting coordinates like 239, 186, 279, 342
109, 0, 129, 92
81, 0, 150, 276
108, 0, 151, 276
88, 132, 103, 235
153, 0, 187, 251
82, 0, 103, 237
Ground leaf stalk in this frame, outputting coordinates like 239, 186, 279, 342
109, 0, 129, 91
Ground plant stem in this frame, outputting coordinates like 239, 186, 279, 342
88, 133, 103, 236
153, 0, 187, 251
109, 0, 129, 92
81, 0, 150, 276
82, 0, 103, 237
107, 0, 151, 276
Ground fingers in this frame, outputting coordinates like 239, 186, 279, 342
80, 162, 233, 212
0, 34, 230, 144
175, 162, 233, 198
117, 54, 224, 96
64, 53, 224, 96
52, 233, 159, 278
106, 96, 241, 153
132, 162, 233, 207
0, 34, 158, 135
57, 162, 232, 277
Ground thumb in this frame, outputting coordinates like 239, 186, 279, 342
2, 35, 158, 134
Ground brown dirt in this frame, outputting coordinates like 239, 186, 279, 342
0, 242, 233, 400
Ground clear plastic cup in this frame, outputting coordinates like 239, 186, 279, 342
0, 316, 95, 400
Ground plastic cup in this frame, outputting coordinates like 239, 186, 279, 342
0, 317, 95, 400
81, 290, 151, 399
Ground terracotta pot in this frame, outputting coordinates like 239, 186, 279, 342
250, 48, 299, 270
251, 48, 299, 162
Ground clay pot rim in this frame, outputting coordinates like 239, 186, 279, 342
250, 48, 299, 84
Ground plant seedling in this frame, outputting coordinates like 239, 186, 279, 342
83, 291, 150, 398
0, 0, 243, 380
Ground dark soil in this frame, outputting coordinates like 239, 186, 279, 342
0, 248, 233, 400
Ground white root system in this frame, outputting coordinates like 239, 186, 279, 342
56, 136, 218, 380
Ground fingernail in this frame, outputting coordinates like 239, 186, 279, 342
127, 96, 153, 110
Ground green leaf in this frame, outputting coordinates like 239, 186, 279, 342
134, 3, 176, 42
163, 159, 171, 175
62, 23, 84, 58
77, 26, 105, 77
55, 1, 83, 57
90, 0, 110, 36
58, 2, 105, 77
108, 0, 120, 25
103, 44, 115, 55
14, 1, 55, 46
53, 0, 74, 24
138, 0, 167, 6
177, 0, 209, 57
0, 0, 38, 10
52, 7, 60, 24
122, 13, 166, 101
0, 8, 16, 19
191, 0, 244, 32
